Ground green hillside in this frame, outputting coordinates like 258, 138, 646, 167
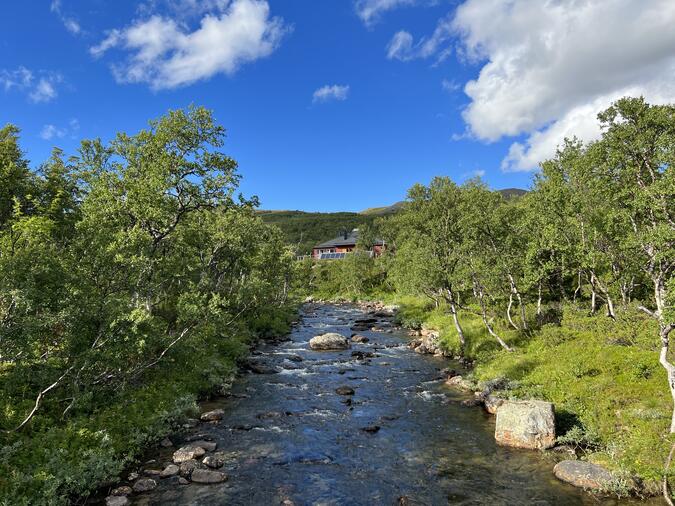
260, 188, 527, 254
258, 210, 377, 254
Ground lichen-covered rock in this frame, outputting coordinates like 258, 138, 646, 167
309, 333, 350, 350
203, 455, 225, 468
191, 468, 228, 484
173, 445, 206, 463
409, 330, 446, 356
105, 496, 130, 506
553, 460, 613, 490
110, 486, 132, 496
179, 459, 205, 477
200, 409, 224, 421
483, 394, 504, 415
132, 477, 157, 493
351, 334, 369, 343
160, 464, 180, 478
495, 400, 555, 450
445, 375, 475, 391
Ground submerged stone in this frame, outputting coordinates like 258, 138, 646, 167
553, 460, 613, 490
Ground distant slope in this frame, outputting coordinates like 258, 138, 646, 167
498, 188, 528, 199
360, 201, 405, 216
262, 188, 527, 254
258, 210, 376, 255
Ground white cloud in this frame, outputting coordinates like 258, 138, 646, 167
312, 84, 350, 103
0, 67, 62, 103
441, 78, 460, 93
30, 78, 58, 103
355, 0, 419, 26
40, 124, 65, 140
90, 0, 289, 90
449, 0, 675, 171
40, 118, 80, 141
385, 15, 453, 63
50, 0, 81, 35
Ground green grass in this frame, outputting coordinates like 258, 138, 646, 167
389, 295, 671, 488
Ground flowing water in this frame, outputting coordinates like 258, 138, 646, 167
134, 303, 646, 505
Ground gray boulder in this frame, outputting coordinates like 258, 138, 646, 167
309, 333, 350, 350
191, 469, 227, 484
160, 464, 180, 478
105, 496, 130, 506
132, 477, 157, 493
553, 460, 613, 490
495, 400, 555, 449
201, 409, 224, 421
173, 445, 206, 463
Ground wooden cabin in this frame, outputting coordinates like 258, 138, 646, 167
312, 229, 385, 259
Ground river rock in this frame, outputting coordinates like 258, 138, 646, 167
105, 496, 130, 506
351, 334, 369, 343
445, 375, 475, 391
179, 459, 205, 477
132, 477, 157, 493
173, 445, 206, 463
203, 455, 225, 468
247, 361, 279, 374
335, 386, 355, 395
191, 469, 228, 484
110, 486, 132, 496
553, 460, 613, 490
309, 333, 350, 350
409, 330, 444, 355
191, 440, 217, 452
483, 394, 504, 415
495, 400, 556, 450
201, 409, 224, 421
160, 464, 180, 478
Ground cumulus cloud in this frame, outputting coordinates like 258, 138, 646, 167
449, 0, 675, 171
355, 0, 419, 26
50, 0, 81, 35
0, 67, 63, 103
312, 84, 350, 103
90, 0, 289, 90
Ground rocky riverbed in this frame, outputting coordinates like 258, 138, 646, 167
107, 303, 654, 505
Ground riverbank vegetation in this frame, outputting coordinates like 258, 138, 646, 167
299, 97, 674, 494
0, 107, 295, 504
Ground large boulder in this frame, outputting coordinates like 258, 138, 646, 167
495, 400, 556, 450
553, 460, 613, 491
309, 333, 350, 351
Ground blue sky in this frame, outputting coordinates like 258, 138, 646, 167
2, 0, 674, 212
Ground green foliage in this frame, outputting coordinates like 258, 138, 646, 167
0, 107, 295, 503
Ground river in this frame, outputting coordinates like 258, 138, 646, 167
133, 303, 645, 505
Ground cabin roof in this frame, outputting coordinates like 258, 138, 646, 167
314, 229, 384, 249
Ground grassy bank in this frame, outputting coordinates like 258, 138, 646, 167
0, 305, 296, 505
388, 295, 669, 489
